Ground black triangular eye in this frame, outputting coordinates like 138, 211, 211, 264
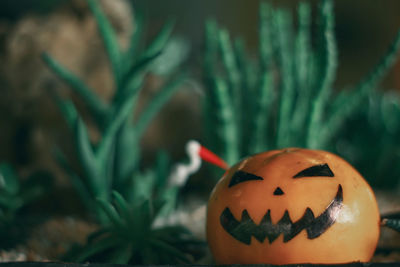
293, 163, 334, 178
229, 170, 264, 187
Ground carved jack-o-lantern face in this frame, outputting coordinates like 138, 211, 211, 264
206, 148, 380, 265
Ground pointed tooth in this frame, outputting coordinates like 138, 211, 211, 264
305, 207, 315, 220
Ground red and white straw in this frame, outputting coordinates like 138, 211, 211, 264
168, 140, 228, 187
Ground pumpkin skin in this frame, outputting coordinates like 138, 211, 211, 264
206, 148, 380, 264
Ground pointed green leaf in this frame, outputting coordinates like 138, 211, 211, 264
119, 19, 175, 100
140, 199, 156, 227
207, 77, 239, 164
53, 97, 79, 130
87, 0, 122, 88
126, 9, 145, 62
307, 0, 337, 148
114, 124, 140, 191
42, 53, 108, 125
53, 147, 93, 211
154, 151, 170, 189
113, 73, 143, 108
291, 2, 313, 138
294, 2, 312, 92
112, 191, 131, 223
134, 75, 185, 139
218, 29, 242, 152
274, 10, 295, 148
121, 51, 161, 91
219, 28, 241, 99
74, 118, 104, 198
143, 19, 175, 60
233, 38, 258, 155
151, 37, 190, 76
204, 19, 219, 82
234, 38, 257, 93
249, 72, 274, 152
126, 198, 151, 231
157, 186, 178, 217
97, 89, 136, 167
131, 172, 156, 204
259, 2, 274, 71
96, 198, 124, 228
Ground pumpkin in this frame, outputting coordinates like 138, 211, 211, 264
206, 148, 380, 264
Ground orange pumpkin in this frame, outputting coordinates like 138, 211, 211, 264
206, 148, 380, 264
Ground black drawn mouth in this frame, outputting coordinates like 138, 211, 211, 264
220, 184, 343, 245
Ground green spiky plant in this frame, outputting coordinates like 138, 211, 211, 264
42, 0, 201, 264
68, 194, 200, 264
63, 153, 202, 264
203, 0, 400, 169
43, 0, 183, 220
0, 163, 51, 248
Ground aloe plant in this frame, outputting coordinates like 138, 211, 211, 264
42, 1, 202, 263
63, 152, 202, 264
65, 192, 201, 264
203, 0, 400, 168
42, 0, 186, 222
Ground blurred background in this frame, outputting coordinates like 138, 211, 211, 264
0, 0, 399, 262
0, 0, 399, 187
